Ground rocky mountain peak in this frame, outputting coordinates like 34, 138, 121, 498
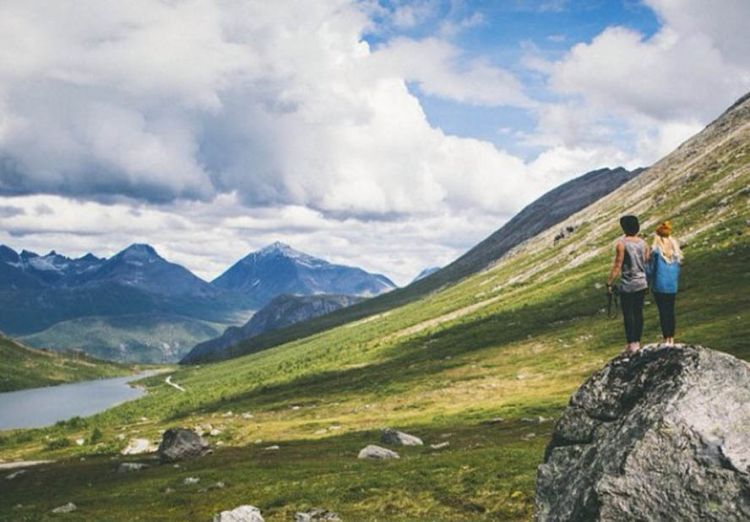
116, 243, 160, 263
535, 344, 750, 521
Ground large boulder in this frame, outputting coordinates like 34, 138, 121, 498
157, 428, 209, 463
213, 505, 264, 522
380, 428, 423, 446
535, 345, 750, 521
357, 445, 399, 460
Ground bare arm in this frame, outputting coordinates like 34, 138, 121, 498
607, 241, 625, 292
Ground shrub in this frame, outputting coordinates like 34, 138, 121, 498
90, 427, 103, 443
45, 437, 71, 451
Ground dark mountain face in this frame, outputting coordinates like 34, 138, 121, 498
182, 293, 363, 364
0, 244, 239, 336
212, 242, 395, 308
422, 167, 644, 284
82, 244, 218, 298
412, 267, 441, 283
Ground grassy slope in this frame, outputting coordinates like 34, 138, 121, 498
21, 314, 227, 364
0, 335, 133, 392
0, 99, 748, 520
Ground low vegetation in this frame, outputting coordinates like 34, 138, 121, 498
0, 102, 748, 520
0, 336, 132, 392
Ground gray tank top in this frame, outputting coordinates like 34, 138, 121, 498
620, 238, 648, 293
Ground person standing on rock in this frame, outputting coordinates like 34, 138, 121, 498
648, 221, 682, 346
607, 215, 650, 354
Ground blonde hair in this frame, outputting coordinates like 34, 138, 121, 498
652, 234, 682, 264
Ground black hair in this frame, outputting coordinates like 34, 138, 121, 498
620, 215, 640, 236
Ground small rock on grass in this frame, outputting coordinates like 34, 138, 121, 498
51, 502, 77, 513
357, 445, 399, 460
480, 417, 504, 426
380, 428, 423, 446
430, 442, 450, 450
117, 462, 148, 473
264, 445, 280, 451
213, 505, 264, 522
184, 477, 200, 485
295, 508, 342, 521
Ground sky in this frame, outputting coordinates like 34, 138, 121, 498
1, 0, 749, 286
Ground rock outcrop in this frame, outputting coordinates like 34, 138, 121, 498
357, 445, 400, 460
157, 428, 210, 463
535, 345, 750, 521
213, 505, 264, 522
380, 428, 423, 446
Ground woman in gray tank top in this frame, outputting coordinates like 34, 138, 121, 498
607, 215, 650, 354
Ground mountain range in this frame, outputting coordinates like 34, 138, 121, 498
176, 165, 643, 363
212, 242, 395, 307
0, 242, 395, 362
5, 90, 746, 522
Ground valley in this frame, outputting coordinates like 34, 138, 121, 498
0, 94, 748, 520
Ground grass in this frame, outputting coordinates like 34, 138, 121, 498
0, 336, 134, 392
0, 103, 748, 520
21, 313, 227, 364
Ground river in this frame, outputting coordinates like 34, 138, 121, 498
0, 372, 154, 430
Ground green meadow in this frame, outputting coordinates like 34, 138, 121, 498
1, 106, 748, 520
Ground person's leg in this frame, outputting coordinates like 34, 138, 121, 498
654, 292, 669, 342
620, 291, 636, 350
664, 293, 676, 343
632, 289, 646, 349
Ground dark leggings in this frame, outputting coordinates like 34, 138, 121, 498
620, 289, 646, 343
653, 292, 676, 337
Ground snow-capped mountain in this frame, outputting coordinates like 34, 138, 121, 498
212, 241, 396, 307
0, 246, 104, 287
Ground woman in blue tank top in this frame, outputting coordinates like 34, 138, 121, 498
648, 221, 683, 346
606, 215, 650, 354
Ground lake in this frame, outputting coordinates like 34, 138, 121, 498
0, 372, 154, 430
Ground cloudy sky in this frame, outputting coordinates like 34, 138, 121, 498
1, 0, 749, 285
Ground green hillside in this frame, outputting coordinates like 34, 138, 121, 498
21, 314, 228, 363
0, 95, 748, 520
0, 335, 132, 392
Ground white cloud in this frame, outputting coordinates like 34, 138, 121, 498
1, 0, 749, 285
535, 0, 750, 165
372, 37, 535, 108
0, 193, 501, 286
0, 0, 539, 220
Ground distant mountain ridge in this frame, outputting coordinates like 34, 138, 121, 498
179, 166, 644, 362
182, 293, 364, 364
0, 242, 396, 362
213, 241, 395, 308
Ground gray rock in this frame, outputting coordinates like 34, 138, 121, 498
430, 442, 450, 450
380, 428, 423, 446
157, 428, 209, 463
117, 462, 148, 473
183, 476, 200, 485
535, 345, 750, 521
51, 502, 77, 513
357, 445, 400, 460
213, 505, 264, 522
294, 508, 342, 521
121, 437, 156, 455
